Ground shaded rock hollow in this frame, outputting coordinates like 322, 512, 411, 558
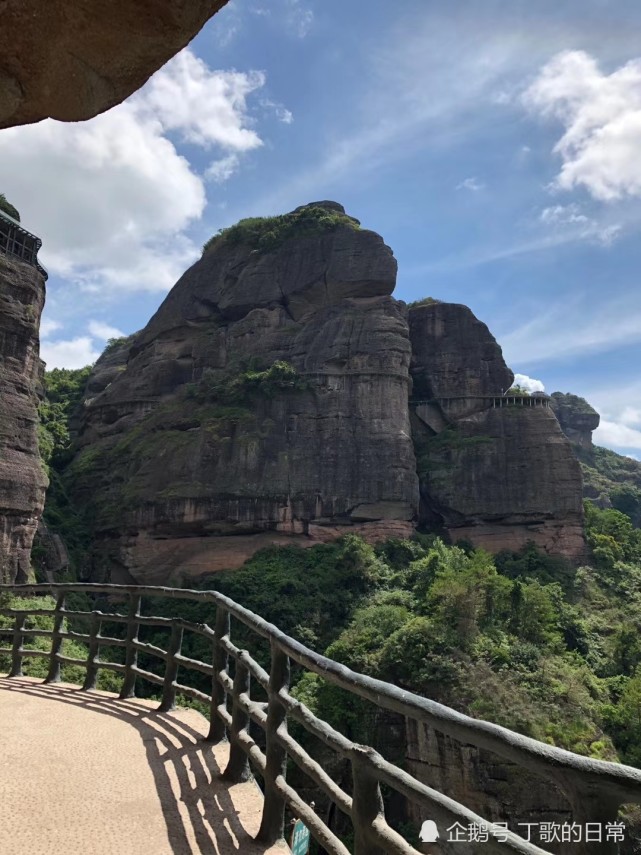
0, 0, 230, 128
68, 204, 585, 583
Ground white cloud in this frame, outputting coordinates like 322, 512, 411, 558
40, 318, 62, 337
260, 99, 294, 125
456, 177, 485, 192
205, 154, 241, 184
88, 320, 125, 341
138, 52, 264, 151
539, 203, 622, 246
286, 0, 314, 38
619, 406, 641, 428
561, 379, 641, 456
41, 337, 102, 370
0, 49, 269, 294
540, 204, 589, 226
595, 420, 641, 451
500, 297, 641, 365
523, 50, 641, 201
513, 373, 545, 393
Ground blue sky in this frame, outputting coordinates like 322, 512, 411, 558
1, 0, 640, 456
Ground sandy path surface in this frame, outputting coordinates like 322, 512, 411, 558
0, 677, 290, 855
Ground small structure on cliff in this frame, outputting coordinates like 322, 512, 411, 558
0, 208, 48, 280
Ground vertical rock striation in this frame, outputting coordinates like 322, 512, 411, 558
550, 392, 600, 451
0, 253, 48, 582
409, 301, 586, 561
71, 204, 419, 583
68, 204, 587, 582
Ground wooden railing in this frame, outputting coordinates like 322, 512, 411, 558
2, 583, 641, 855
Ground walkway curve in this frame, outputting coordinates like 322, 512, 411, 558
0, 677, 290, 855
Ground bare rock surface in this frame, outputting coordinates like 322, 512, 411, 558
0, 0, 229, 129
71, 204, 419, 583
67, 203, 587, 582
550, 391, 600, 450
409, 302, 585, 561
0, 254, 48, 582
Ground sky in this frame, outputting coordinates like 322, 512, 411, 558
1, 0, 640, 457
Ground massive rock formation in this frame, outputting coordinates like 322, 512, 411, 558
409, 302, 586, 560
71, 204, 419, 583
0, 0, 229, 129
0, 253, 48, 583
550, 392, 600, 451
68, 203, 586, 583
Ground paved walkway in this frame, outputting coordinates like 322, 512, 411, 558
0, 677, 290, 855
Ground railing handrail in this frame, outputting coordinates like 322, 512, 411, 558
1, 581, 637, 854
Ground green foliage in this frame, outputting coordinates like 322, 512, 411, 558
202, 205, 360, 255
578, 445, 641, 525
0, 593, 119, 691
267, 533, 641, 761
38, 367, 92, 472
414, 428, 493, 479
103, 336, 130, 354
189, 360, 309, 405
406, 297, 442, 308
584, 501, 641, 568
0, 192, 20, 222
505, 384, 530, 396
495, 541, 575, 591
34, 367, 93, 576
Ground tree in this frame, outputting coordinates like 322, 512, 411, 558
0, 192, 20, 222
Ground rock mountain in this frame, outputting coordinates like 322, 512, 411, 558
0, 252, 48, 583
64, 202, 585, 585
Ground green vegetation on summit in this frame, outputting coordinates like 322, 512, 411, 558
202, 204, 360, 255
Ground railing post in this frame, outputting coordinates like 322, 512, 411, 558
206, 606, 229, 743
8, 612, 26, 677
81, 611, 102, 691
351, 746, 386, 855
256, 642, 290, 845
223, 657, 252, 783
44, 594, 66, 684
119, 593, 141, 699
158, 621, 183, 712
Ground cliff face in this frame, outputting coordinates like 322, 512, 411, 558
409, 303, 586, 560
68, 203, 586, 583
0, 253, 48, 583
550, 392, 600, 451
71, 204, 419, 583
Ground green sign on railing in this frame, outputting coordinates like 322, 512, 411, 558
290, 818, 310, 855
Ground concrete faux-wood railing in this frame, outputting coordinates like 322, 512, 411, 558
1, 583, 640, 855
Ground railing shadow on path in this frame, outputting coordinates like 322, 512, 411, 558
4, 582, 641, 855
0, 676, 285, 855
